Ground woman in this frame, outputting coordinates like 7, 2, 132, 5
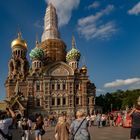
34, 115, 44, 140
115, 113, 122, 126
70, 111, 90, 140
0, 107, 15, 140
55, 116, 70, 140
21, 118, 29, 140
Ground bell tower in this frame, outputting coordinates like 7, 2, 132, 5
8, 32, 29, 80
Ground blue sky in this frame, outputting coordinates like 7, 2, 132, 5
0, 0, 140, 100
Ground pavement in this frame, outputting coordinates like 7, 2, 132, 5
11, 126, 132, 140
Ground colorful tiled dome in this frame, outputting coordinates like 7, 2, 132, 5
29, 45, 44, 60
66, 48, 81, 62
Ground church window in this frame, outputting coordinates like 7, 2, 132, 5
87, 98, 89, 104
36, 81, 40, 91
76, 84, 79, 90
63, 84, 66, 90
76, 97, 79, 105
57, 84, 60, 90
63, 98, 66, 105
36, 98, 40, 106
57, 98, 60, 105
52, 98, 55, 106
52, 84, 55, 90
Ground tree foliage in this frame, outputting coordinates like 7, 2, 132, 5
96, 89, 140, 113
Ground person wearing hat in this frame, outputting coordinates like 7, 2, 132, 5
0, 107, 16, 140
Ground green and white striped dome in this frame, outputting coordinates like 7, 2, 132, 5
66, 48, 81, 62
29, 47, 44, 60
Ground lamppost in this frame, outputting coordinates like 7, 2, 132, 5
111, 103, 113, 112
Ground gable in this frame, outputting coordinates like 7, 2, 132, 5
45, 62, 74, 76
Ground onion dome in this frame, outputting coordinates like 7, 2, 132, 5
66, 35, 81, 62
80, 65, 87, 74
29, 41, 44, 60
11, 32, 27, 49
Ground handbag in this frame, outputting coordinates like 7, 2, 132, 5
39, 128, 45, 135
69, 118, 86, 140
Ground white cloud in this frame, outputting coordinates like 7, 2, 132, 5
128, 2, 140, 15
77, 5, 117, 40
45, 0, 80, 27
88, 1, 100, 9
104, 78, 140, 88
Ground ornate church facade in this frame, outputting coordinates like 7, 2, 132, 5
5, 3, 96, 116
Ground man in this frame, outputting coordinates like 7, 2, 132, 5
0, 107, 16, 140
129, 104, 140, 140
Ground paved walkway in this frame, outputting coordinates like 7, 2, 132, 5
12, 126, 132, 140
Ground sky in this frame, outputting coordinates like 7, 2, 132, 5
0, 0, 140, 100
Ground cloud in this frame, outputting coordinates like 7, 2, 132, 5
104, 78, 140, 88
128, 2, 140, 15
88, 1, 100, 9
77, 5, 117, 40
45, 0, 80, 27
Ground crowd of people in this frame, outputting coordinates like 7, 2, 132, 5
0, 105, 140, 140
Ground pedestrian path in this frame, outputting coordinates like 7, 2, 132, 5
12, 126, 131, 140
90, 126, 130, 140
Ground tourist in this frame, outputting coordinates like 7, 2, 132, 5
70, 110, 90, 140
109, 113, 114, 126
115, 112, 122, 126
123, 110, 132, 128
21, 118, 29, 140
55, 116, 70, 140
129, 104, 140, 140
0, 107, 16, 140
34, 115, 45, 140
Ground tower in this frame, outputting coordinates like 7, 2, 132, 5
29, 41, 44, 75
41, 3, 60, 41
40, 3, 66, 62
8, 32, 29, 80
66, 35, 81, 70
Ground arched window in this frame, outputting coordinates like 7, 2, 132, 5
36, 98, 40, 106
36, 81, 40, 91
57, 98, 60, 105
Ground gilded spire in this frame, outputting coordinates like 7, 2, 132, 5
41, 3, 60, 41
36, 34, 39, 47
72, 35, 75, 49
17, 32, 22, 39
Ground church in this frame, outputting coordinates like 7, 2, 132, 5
5, 3, 96, 116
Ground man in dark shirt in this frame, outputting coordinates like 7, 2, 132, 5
129, 105, 140, 140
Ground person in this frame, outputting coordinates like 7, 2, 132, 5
21, 118, 30, 140
129, 104, 140, 140
70, 110, 90, 140
0, 107, 16, 140
55, 116, 70, 140
34, 115, 44, 140
115, 112, 122, 126
123, 111, 132, 128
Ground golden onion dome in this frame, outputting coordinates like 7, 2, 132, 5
80, 65, 87, 74
11, 32, 27, 49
